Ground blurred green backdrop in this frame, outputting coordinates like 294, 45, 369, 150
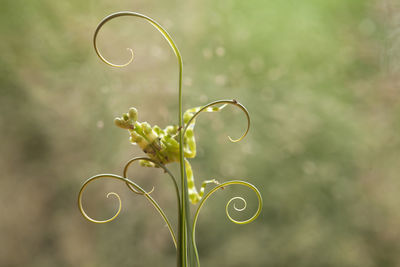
1, 0, 400, 266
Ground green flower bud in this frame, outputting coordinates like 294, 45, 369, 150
130, 132, 143, 143
128, 107, 138, 121
186, 129, 194, 138
164, 135, 179, 150
130, 133, 143, 144
122, 113, 129, 121
142, 122, 152, 134
183, 113, 191, 123
165, 125, 178, 135
130, 130, 140, 138
153, 125, 163, 135
114, 117, 127, 129
129, 136, 136, 144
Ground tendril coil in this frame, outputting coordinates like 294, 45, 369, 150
93, 11, 182, 70
191, 181, 262, 266
182, 99, 250, 143
78, 10, 263, 267
78, 157, 180, 248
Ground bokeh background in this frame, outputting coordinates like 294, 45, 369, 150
1, 0, 400, 266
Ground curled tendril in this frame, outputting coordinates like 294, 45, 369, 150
192, 180, 262, 266
78, 190, 121, 224
122, 157, 181, 223
93, 11, 182, 70
78, 174, 132, 224
78, 173, 178, 248
182, 99, 250, 143
122, 157, 179, 196
228, 196, 247, 212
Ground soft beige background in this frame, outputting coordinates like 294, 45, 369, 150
1, 0, 400, 266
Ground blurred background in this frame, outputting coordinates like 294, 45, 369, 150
1, 0, 400, 266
